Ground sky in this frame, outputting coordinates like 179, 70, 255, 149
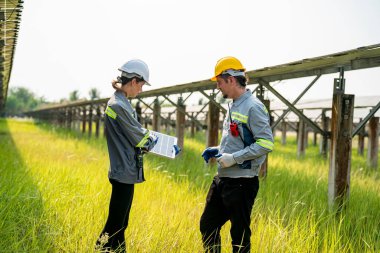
8, 0, 380, 104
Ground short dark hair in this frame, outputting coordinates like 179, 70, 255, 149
219, 74, 247, 87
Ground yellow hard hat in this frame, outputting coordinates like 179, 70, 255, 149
211, 56, 246, 81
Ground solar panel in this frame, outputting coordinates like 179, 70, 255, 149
149, 131, 178, 159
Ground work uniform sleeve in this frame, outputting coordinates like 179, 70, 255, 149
105, 104, 152, 149
232, 103, 274, 164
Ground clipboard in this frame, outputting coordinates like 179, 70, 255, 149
149, 131, 178, 159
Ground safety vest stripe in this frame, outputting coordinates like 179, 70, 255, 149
231, 112, 248, 123
256, 139, 274, 150
262, 105, 268, 114
105, 107, 117, 119
136, 131, 150, 148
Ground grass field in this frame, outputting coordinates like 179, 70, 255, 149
0, 118, 379, 252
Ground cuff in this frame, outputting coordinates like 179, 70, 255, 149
232, 150, 246, 165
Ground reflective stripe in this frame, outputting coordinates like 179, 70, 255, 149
231, 112, 248, 123
256, 139, 274, 150
136, 131, 150, 148
105, 106, 117, 119
262, 105, 268, 114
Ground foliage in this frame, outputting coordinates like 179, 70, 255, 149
88, 88, 100, 100
69, 90, 80, 101
4, 87, 45, 116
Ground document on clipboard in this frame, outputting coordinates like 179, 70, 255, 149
149, 131, 178, 159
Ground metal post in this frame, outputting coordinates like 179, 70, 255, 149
320, 110, 330, 158
328, 70, 354, 211
313, 132, 318, 146
281, 119, 287, 145
88, 105, 93, 137
259, 99, 270, 178
207, 93, 220, 164
82, 106, 87, 134
191, 112, 195, 138
357, 118, 365, 156
297, 119, 306, 158
367, 117, 379, 169
176, 97, 185, 150
153, 98, 161, 132
304, 128, 309, 148
95, 106, 101, 138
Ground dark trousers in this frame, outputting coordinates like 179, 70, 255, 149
97, 179, 134, 252
200, 176, 259, 253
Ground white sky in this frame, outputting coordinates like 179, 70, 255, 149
8, 0, 380, 103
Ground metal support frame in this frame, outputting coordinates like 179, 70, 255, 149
200, 90, 227, 114
352, 101, 380, 137
272, 75, 321, 129
194, 101, 210, 119
258, 78, 325, 136
163, 95, 204, 128
137, 97, 169, 123
182, 92, 193, 104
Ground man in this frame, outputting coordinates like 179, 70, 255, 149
97, 59, 175, 252
200, 56, 274, 253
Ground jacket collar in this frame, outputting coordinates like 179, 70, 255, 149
115, 90, 131, 107
232, 89, 251, 107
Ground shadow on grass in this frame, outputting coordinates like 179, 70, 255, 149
0, 119, 53, 252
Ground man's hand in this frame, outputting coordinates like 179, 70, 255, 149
216, 153, 236, 168
201, 147, 219, 163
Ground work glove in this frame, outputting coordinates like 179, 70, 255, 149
150, 133, 159, 145
144, 133, 159, 152
201, 147, 220, 163
173, 145, 181, 156
216, 153, 236, 168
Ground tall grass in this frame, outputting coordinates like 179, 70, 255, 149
0, 118, 379, 252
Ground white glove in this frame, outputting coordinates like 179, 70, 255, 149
216, 153, 236, 168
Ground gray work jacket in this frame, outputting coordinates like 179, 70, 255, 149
218, 89, 274, 178
104, 91, 152, 184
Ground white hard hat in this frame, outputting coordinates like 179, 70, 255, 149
118, 59, 151, 86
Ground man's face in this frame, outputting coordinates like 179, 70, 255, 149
216, 76, 233, 99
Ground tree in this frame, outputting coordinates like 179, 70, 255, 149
5, 87, 43, 116
88, 88, 100, 100
69, 90, 80, 101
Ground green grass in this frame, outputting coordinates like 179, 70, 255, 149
0, 118, 379, 252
